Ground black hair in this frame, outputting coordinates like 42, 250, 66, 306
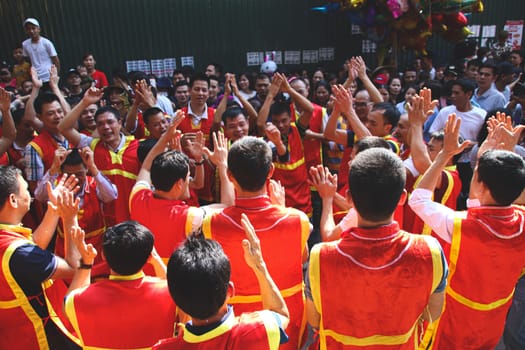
269, 101, 291, 117
167, 235, 230, 319
207, 62, 223, 75
371, 102, 401, 129
34, 93, 60, 114
228, 136, 272, 192
151, 150, 189, 192
349, 148, 405, 221
354, 136, 391, 153
221, 107, 246, 125
190, 73, 209, 88
137, 138, 158, 163
479, 62, 499, 76
102, 221, 154, 275
451, 78, 477, 94
142, 107, 164, 125
174, 80, 189, 88
0, 166, 22, 208
94, 106, 120, 123
477, 150, 525, 205
61, 148, 85, 171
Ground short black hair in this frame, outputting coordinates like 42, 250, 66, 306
167, 236, 230, 319
34, 93, 60, 114
61, 148, 85, 171
137, 138, 158, 163
371, 102, 401, 129
477, 150, 525, 205
479, 62, 499, 76
354, 136, 391, 153
151, 150, 189, 192
94, 106, 120, 123
221, 107, 247, 125
190, 73, 209, 88
228, 136, 272, 192
349, 148, 405, 222
451, 78, 476, 94
0, 166, 22, 209
269, 101, 291, 117
142, 107, 164, 125
174, 80, 189, 89
102, 221, 154, 275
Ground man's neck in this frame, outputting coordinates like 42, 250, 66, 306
495, 80, 506, 92
477, 85, 491, 96
235, 187, 267, 199
189, 101, 206, 115
192, 304, 228, 327
105, 135, 122, 151
30, 36, 40, 43
455, 102, 472, 113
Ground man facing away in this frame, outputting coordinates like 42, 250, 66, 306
410, 114, 525, 349
201, 136, 310, 350
153, 214, 289, 349
306, 147, 448, 349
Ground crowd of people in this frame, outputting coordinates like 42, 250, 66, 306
1, 17, 525, 349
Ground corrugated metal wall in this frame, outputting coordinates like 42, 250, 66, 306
0, 0, 523, 79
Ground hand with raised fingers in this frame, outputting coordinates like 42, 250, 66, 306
268, 74, 283, 98
83, 86, 104, 106
268, 179, 286, 206
49, 147, 72, 176
443, 113, 474, 156
264, 123, 282, 146
186, 131, 205, 160
241, 213, 265, 271
71, 226, 97, 265
407, 94, 426, 126
420, 88, 438, 117
49, 65, 60, 89
309, 165, 337, 200
0, 87, 12, 112
55, 186, 80, 221
352, 56, 367, 79
332, 84, 353, 114
203, 131, 228, 168
30, 67, 43, 89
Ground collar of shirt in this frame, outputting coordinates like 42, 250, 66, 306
187, 102, 208, 124
475, 84, 497, 100
105, 132, 127, 152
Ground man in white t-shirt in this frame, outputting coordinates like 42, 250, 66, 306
429, 78, 486, 209
21, 18, 60, 83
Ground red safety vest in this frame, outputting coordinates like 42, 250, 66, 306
271, 123, 312, 215
421, 206, 525, 350
90, 135, 139, 226
0, 225, 80, 349
153, 310, 281, 350
65, 272, 177, 349
310, 223, 443, 350
28, 129, 64, 172
202, 195, 310, 350
404, 166, 461, 258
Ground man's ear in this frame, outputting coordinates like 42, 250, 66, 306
398, 189, 407, 206
226, 281, 235, 300
267, 163, 275, 179
8, 193, 18, 209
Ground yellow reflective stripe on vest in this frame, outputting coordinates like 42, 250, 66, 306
101, 168, 137, 181
273, 157, 305, 170
309, 244, 323, 319
28, 141, 44, 159
321, 320, 418, 347
260, 310, 281, 350
230, 282, 303, 304
183, 309, 235, 343
446, 285, 514, 311
422, 236, 444, 293
2, 239, 49, 350
64, 293, 83, 346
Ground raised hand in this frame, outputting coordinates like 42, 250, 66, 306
203, 131, 229, 168
241, 213, 265, 271
83, 86, 104, 105
443, 114, 474, 156
49, 65, 60, 89
71, 226, 97, 265
49, 147, 72, 176
264, 123, 282, 146
309, 165, 337, 199
0, 87, 11, 112
268, 179, 285, 206
30, 67, 43, 89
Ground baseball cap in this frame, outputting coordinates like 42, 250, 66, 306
67, 68, 81, 77
24, 18, 40, 27
444, 65, 459, 76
